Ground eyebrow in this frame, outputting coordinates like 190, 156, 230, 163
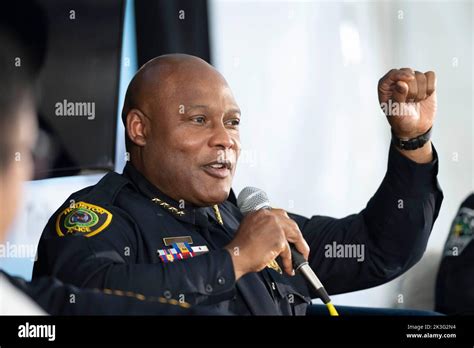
226, 108, 241, 116
187, 105, 241, 115
187, 104, 208, 110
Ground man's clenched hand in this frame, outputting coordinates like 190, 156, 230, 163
378, 68, 437, 163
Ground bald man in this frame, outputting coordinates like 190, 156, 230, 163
34, 54, 443, 315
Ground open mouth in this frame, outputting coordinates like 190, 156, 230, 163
202, 160, 232, 179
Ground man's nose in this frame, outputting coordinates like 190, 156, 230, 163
209, 124, 236, 149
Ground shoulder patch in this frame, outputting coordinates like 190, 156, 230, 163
444, 207, 474, 256
55, 201, 112, 237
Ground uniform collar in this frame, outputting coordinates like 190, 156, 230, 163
122, 162, 223, 226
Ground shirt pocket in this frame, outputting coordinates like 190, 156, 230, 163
267, 269, 312, 315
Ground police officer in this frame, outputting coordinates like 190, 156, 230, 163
0, 2, 219, 316
436, 193, 474, 315
34, 54, 443, 315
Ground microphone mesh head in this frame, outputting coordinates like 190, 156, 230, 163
237, 186, 271, 215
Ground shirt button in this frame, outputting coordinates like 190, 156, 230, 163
205, 284, 213, 293
163, 290, 172, 299
217, 276, 226, 285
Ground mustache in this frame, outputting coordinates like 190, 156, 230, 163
202, 152, 237, 170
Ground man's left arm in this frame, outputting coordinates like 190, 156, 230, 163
289, 68, 443, 296
290, 141, 442, 295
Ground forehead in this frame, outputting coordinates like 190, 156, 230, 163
156, 65, 238, 110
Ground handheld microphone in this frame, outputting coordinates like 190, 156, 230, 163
237, 186, 339, 316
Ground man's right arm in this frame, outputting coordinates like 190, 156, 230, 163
7, 273, 221, 315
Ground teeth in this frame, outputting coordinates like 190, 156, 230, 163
210, 164, 225, 169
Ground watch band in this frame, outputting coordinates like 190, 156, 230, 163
391, 127, 432, 151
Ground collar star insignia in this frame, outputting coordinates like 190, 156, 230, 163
151, 197, 186, 216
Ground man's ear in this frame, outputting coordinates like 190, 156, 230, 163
126, 109, 148, 147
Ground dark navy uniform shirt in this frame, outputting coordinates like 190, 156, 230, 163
33, 144, 443, 315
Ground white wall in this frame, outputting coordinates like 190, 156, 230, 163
209, 0, 473, 309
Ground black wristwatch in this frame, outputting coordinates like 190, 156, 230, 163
391, 127, 432, 151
